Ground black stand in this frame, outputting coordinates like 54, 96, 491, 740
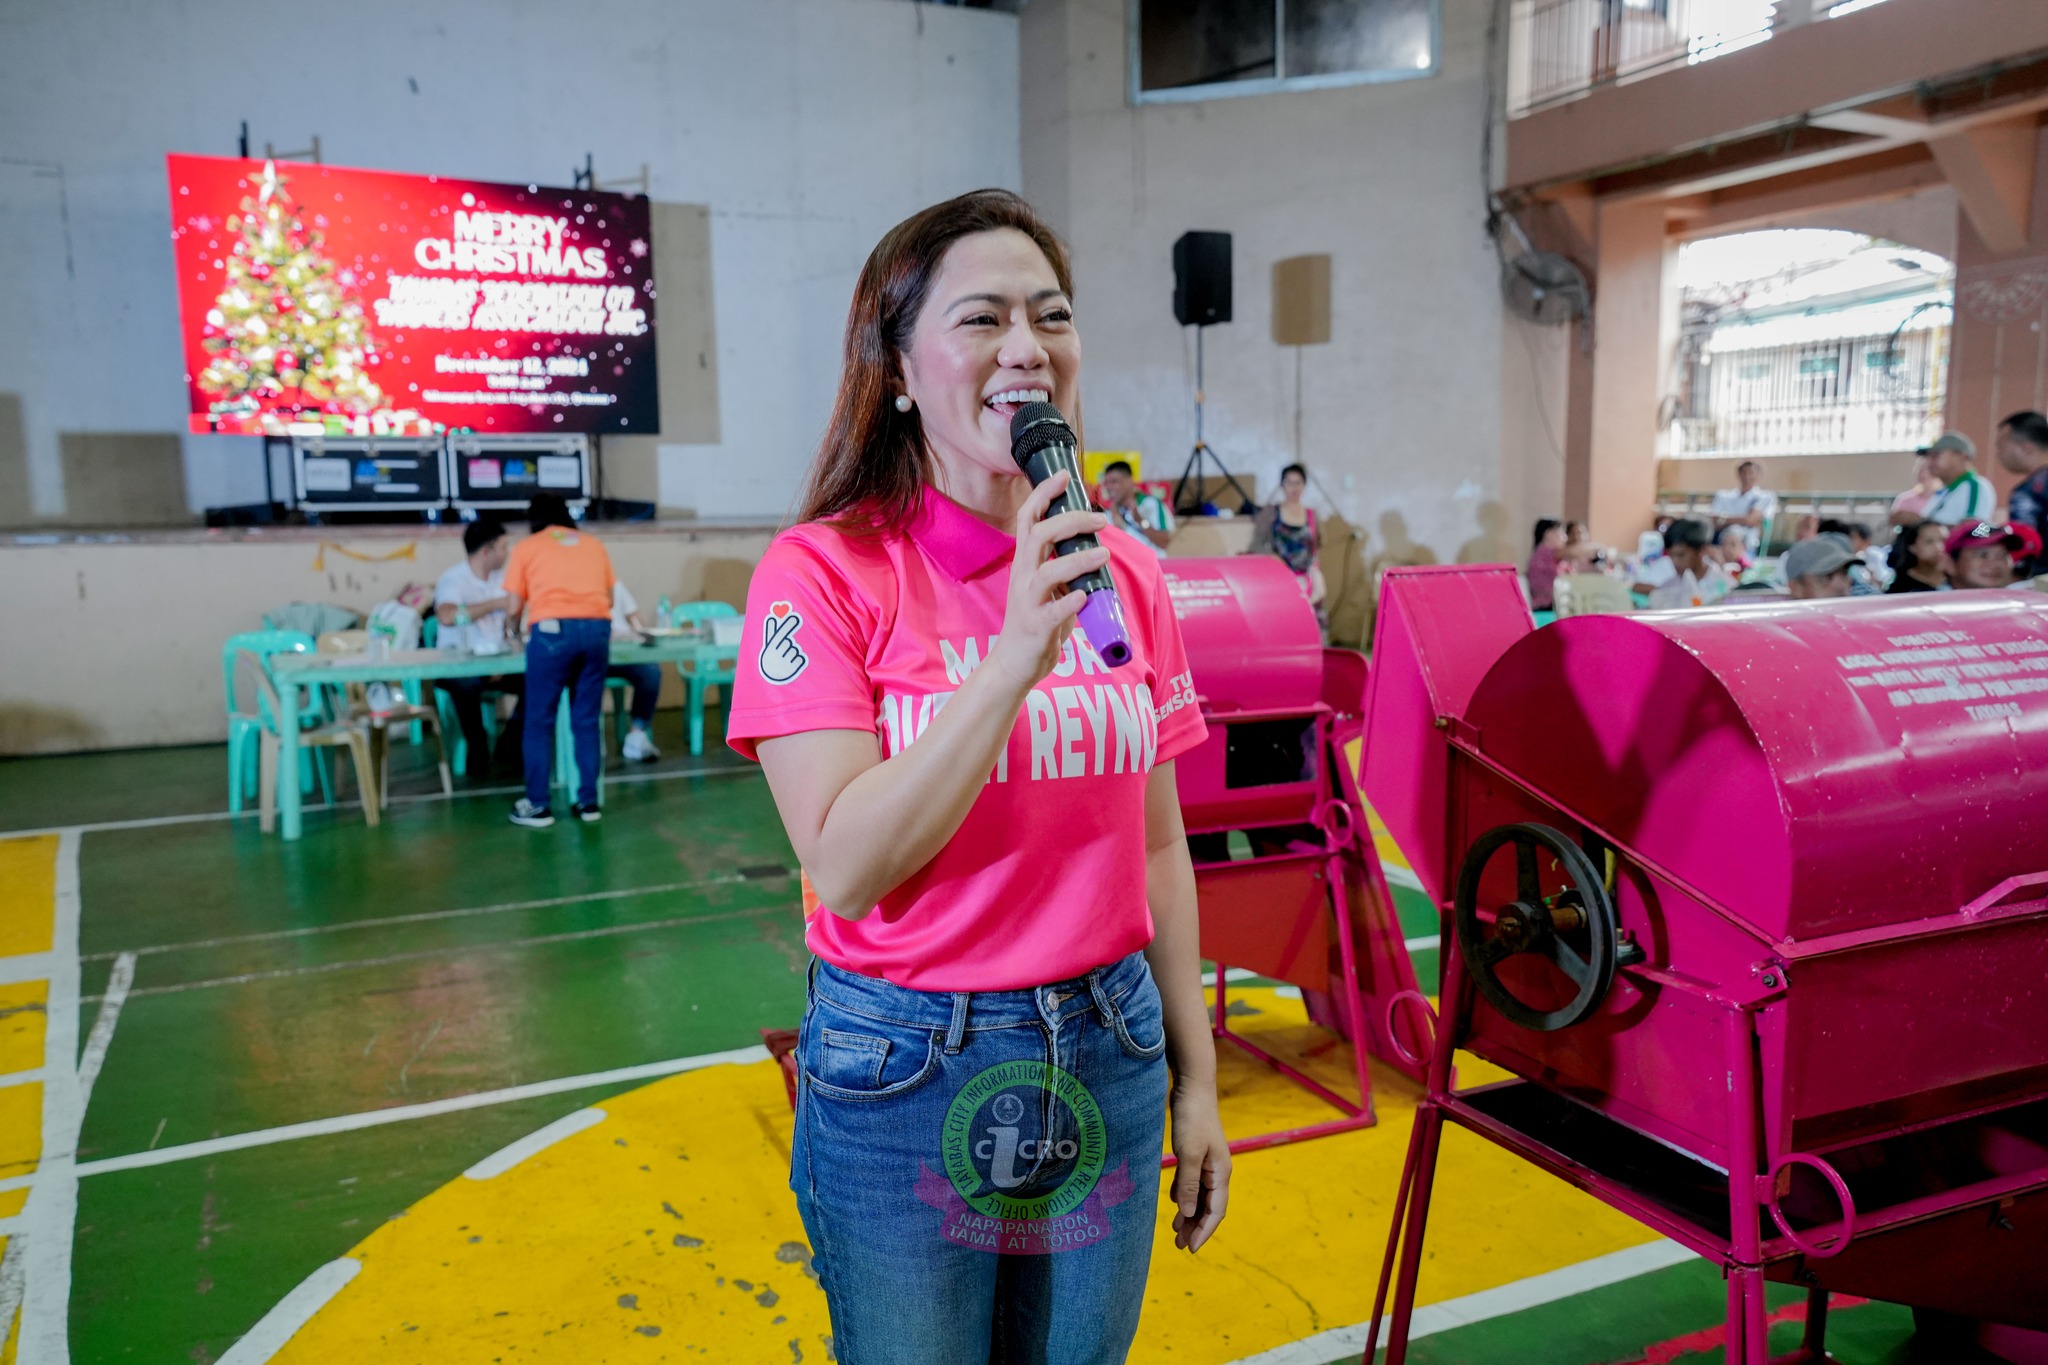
1171, 326, 1256, 517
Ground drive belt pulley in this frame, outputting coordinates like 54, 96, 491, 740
1453, 822, 1621, 1031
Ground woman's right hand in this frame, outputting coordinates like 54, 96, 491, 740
990, 470, 1110, 690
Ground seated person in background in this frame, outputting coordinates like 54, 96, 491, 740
608, 582, 664, 763
1647, 518, 1734, 609
1923, 431, 1997, 526
1889, 450, 1940, 528
1885, 520, 1950, 593
1249, 462, 1325, 610
1997, 410, 2048, 577
1817, 518, 1885, 593
1098, 460, 1174, 554
1710, 461, 1776, 557
1946, 521, 2022, 591
1782, 535, 1855, 600
1561, 521, 1602, 570
433, 518, 524, 780
1711, 522, 1753, 573
1789, 512, 1821, 543
1527, 518, 1565, 610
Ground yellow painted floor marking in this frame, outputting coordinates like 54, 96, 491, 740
0, 1189, 25, 1218
279, 988, 1656, 1363
0, 1084, 42, 1181
0, 836, 56, 959
0, 983, 46, 1079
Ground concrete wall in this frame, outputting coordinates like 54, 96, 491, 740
1949, 120, 2048, 503
1020, 0, 1539, 570
0, 0, 1019, 525
0, 526, 773, 755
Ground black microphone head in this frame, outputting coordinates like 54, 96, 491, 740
1009, 402, 1074, 469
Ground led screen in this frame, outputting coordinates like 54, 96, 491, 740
167, 155, 659, 436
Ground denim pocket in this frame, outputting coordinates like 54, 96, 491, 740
1109, 970, 1168, 1060
801, 1002, 941, 1102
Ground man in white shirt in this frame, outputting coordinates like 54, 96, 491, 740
1647, 518, 1735, 609
1709, 462, 1776, 557
1921, 431, 1998, 526
433, 519, 524, 779
607, 582, 663, 761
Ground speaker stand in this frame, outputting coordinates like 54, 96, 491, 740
1172, 325, 1256, 517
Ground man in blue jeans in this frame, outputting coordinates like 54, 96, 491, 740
501, 494, 617, 827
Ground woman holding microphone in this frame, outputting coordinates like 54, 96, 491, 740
727, 190, 1229, 1362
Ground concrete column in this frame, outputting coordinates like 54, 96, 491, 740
1569, 196, 1674, 542
1946, 120, 2048, 506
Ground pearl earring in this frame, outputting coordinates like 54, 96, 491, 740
894, 394, 914, 413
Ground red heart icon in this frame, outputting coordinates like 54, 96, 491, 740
770, 601, 793, 619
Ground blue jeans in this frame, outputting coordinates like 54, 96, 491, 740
606, 663, 662, 726
521, 618, 610, 807
792, 951, 1169, 1365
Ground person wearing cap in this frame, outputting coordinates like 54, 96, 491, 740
1922, 432, 1997, 526
1946, 520, 2022, 590
1997, 411, 2048, 575
1782, 534, 1855, 600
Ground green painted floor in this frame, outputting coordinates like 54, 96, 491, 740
0, 729, 1927, 1364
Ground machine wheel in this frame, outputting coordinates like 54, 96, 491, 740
1453, 823, 1619, 1031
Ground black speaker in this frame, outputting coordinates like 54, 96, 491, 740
1173, 231, 1233, 326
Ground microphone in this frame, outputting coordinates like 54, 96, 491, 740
1009, 402, 1133, 668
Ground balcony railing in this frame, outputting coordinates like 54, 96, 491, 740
1510, 0, 1888, 115
1672, 325, 1948, 460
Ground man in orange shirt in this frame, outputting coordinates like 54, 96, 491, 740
502, 493, 617, 826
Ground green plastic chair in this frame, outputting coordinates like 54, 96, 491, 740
667, 602, 740, 756
223, 630, 333, 812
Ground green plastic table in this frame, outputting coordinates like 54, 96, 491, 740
268, 636, 733, 840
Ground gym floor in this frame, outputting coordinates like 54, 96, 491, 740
0, 722, 1928, 1363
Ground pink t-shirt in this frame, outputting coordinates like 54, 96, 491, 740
727, 485, 1208, 991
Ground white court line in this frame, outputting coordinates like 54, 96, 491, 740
18, 829, 86, 1363
83, 869, 787, 962
90, 901, 797, 1003
217, 1257, 361, 1365
463, 1107, 607, 1180
1226, 1239, 1698, 1365
0, 759, 756, 841
0, 955, 52, 988
1382, 862, 1424, 893
12, 1044, 770, 1188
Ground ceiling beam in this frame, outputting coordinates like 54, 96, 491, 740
1927, 114, 2040, 253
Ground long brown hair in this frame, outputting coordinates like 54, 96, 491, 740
798, 189, 1074, 534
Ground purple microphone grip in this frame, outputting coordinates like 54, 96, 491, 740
1078, 587, 1133, 668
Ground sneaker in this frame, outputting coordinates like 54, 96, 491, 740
571, 801, 602, 824
621, 728, 661, 762
509, 799, 555, 828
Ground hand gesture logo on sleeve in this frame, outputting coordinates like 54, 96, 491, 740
758, 601, 809, 685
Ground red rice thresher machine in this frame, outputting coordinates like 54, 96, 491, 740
1166, 557, 1423, 1156
1363, 566, 2048, 1363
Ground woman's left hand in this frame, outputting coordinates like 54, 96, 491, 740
1168, 1079, 1231, 1252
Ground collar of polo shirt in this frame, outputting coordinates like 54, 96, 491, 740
908, 484, 1019, 582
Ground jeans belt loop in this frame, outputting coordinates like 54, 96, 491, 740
945, 991, 969, 1054
1085, 967, 1116, 1026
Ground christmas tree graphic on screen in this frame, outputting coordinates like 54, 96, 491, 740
196, 161, 400, 433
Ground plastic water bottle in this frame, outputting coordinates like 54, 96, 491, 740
657, 595, 672, 629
